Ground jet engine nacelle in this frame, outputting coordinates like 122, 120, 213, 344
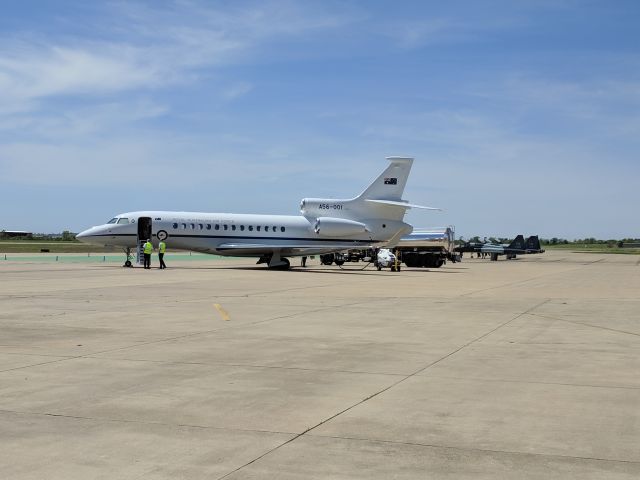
313, 217, 368, 237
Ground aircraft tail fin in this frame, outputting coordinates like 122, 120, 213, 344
525, 235, 543, 252
353, 156, 438, 218
356, 156, 413, 201
508, 235, 525, 250
301, 156, 437, 223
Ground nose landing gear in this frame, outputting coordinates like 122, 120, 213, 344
123, 247, 133, 267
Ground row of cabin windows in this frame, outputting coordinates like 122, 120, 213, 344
171, 223, 286, 233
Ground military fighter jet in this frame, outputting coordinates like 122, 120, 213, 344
455, 235, 545, 261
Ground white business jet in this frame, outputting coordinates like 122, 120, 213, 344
76, 157, 436, 269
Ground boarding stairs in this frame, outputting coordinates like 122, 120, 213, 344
136, 240, 145, 265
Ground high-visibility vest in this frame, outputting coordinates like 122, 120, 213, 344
159, 242, 166, 254
143, 242, 153, 254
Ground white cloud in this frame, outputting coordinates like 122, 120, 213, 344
0, 100, 168, 139
385, 18, 470, 49
221, 81, 254, 100
0, 1, 356, 112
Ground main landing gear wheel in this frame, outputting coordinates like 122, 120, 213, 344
268, 258, 290, 270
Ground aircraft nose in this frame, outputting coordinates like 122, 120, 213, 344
76, 229, 90, 242
76, 227, 97, 244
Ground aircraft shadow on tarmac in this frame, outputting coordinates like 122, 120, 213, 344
119, 264, 467, 275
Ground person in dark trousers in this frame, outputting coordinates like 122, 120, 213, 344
301, 256, 307, 267
158, 240, 167, 269
143, 239, 153, 269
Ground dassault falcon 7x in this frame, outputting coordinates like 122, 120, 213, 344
76, 157, 437, 269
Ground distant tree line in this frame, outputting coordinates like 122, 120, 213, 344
0, 231, 77, 241
541, 238, 640, 247
459, 236, 640, 248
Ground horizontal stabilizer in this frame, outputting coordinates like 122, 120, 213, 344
365, 199, 441, 210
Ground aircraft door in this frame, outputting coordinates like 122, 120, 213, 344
136, 217, 152, 265
138, 217, 152, 242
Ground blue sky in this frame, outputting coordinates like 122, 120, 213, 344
1, 0, 638, 239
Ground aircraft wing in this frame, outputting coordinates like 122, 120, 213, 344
216, 242, 376, 256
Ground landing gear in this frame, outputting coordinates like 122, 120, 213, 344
257, 252, 291, 270
269, 258, 290, 270
123, 247, 133, 267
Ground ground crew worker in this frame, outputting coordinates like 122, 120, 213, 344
143, 239, 153, 269
158, 240, 167, 269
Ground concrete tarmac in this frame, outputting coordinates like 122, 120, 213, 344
1, 251, 639, 479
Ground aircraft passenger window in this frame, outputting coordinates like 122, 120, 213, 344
199, 224, 203, 230
206, 224, 211, 230
240, 225, 245, 231
173, 223, 178, 229
107, 218, 118, 224
181, 223, 187, 229
273, 226, 277, 231
117, 218, 129, 224
232, 225, 236, 231
248, 226, 253, 231
215, 224, 220, 230
264, 226, 269, 232
256, 226, 260, 231
281, 226, 285, 232
224, 225, 228, 231
190, 223, 195, 229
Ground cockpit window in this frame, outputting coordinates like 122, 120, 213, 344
117, 218, 129, 224
107, 218, 118, 224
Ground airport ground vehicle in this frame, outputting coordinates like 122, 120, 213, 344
375, 249, 399, 271
320, 249, 370, 265
320, 227, 458, 269
319, 252, 347, 266
394, 227, 459, 268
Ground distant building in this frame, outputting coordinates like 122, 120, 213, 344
0, 230, 33, 239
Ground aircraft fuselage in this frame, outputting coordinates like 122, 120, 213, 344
77, 210, 404, 257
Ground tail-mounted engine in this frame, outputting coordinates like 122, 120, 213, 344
313, 217, 368, 237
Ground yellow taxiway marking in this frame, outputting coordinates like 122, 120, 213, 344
214, 303, 230, 321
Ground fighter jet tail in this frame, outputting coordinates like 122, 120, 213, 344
525, 235, 545, 253
508, 235, 526, 250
